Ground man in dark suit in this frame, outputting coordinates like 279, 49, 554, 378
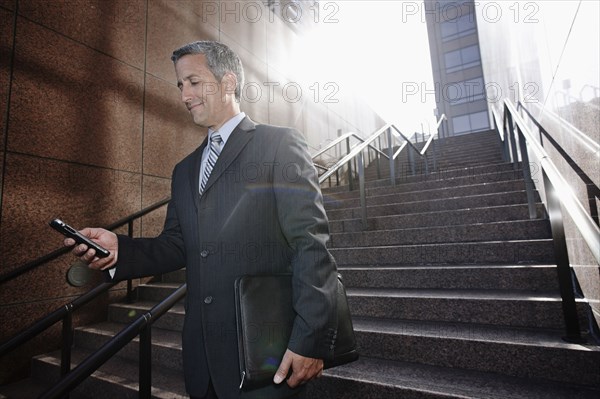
66, 41, 339, 398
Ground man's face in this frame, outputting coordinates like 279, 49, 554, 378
175, 53, 234, 129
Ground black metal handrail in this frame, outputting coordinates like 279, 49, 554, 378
316, 116, 446, 229
0, 198, 171, 286
38, 284, 187, 399
493, 98, 600, 342
0, 282, 115, 359
0, 197, 171, 397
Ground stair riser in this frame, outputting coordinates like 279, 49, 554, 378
321, 162, 520, 194
329, 240, 555, 266
160, 270, 186, 284
135, 286, 183, 302
31, 357, 141, 399
355, 331, 600, 386
73, 330, 183, 372
324, 169, 525, 201
347, 296, 586, 329
306, 375, 458, 399
330, 220, 551, 247
339, 267, 559, 291
329, 204, 544, 233
109, 306, 184, 332
364, 155, 505, 179
366, 152, 505, 176
326, 191, 534, 220
325, 180, 527, 210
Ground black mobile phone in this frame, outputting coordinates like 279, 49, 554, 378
49, 218, 110, 258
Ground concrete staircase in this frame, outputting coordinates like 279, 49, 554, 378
308, 130, 600, 398
2, 130, 599, 398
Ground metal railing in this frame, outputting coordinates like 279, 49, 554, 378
492, 98, 600, 342
0, 198, 171, 398
315, 116, 446, 228
38, 284, 187, 399
0, 198, 171, 292
312, 132, 388, 189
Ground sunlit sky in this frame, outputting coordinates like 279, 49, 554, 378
295, 1, 437, 135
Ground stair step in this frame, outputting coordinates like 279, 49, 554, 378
30, 348, 187, 398
325, 180, 528, 210
326, 191, 536, 220
321, 162, 520, 194
329, 203, 545, 233
351, 317, 600, 386
135, 283, 183, 302
324, 167, 525, 201
109, 301, 184, 332
338, 264, 559, 291
330, 220, 550, 247
74, 322, 183, 372
306, 356, 600, 399
329, 239, 555, 265
346, 287, 586, 329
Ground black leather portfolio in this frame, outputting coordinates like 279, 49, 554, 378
234, 273, 358, 389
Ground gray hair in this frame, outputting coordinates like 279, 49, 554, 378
171, 41, 244, 101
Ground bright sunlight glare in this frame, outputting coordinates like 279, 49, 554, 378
294, 1, 437, 136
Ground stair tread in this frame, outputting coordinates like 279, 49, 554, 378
328, 189, 530, 213
331, 202, 538, 222
351, 317, 599, 351
321, 356, 600, 399
77, 321, 182, 348
330, 238, 553, 249
331, 219, 548, 236
347, 287, 562, 300
33, 348, 187, 398
110, 300, 185, 313
339, 264, 557, 271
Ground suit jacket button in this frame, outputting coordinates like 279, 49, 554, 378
200, 250, 209, 258
204, 296, 213, 304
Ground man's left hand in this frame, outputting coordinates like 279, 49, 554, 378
273, 349, 324, 388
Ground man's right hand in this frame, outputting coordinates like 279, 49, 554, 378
66, 227, 118, 271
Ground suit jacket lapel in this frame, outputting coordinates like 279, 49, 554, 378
199, 116, 257, 198
190, 139, 208, 211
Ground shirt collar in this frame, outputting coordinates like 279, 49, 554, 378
207, 112, 246, 146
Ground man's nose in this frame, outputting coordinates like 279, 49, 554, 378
181, 85, 193, 104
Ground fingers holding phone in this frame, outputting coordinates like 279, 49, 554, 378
70, 227, 118, 270
50, 219, 118, 270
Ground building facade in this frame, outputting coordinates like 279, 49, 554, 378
425, 0, 490, 137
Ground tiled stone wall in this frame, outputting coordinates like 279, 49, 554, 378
0, 0, 384, 382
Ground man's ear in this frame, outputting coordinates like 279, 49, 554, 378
222, 72, 237, 95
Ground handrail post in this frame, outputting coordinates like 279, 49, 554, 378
542, 169, 583, 343
505, 107, 519, 170
346, 137, 354, 191
139, 325, 152, 399
516, 126, 538, 219
358, 152, 367, 230
408, 146, 415, 176
61, 307, 73, 377
387, 127, 396, 186
127, 221, 134, 303
376, 136, 382, 180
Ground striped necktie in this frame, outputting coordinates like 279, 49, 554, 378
200, 132, 223, 195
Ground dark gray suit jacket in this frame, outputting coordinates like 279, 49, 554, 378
113, 117, 338, 398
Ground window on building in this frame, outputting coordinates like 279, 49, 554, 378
452, 111, 489, 135
445, 77, 485, 105
444, 45, 481, 73
441, 12, 476, 41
